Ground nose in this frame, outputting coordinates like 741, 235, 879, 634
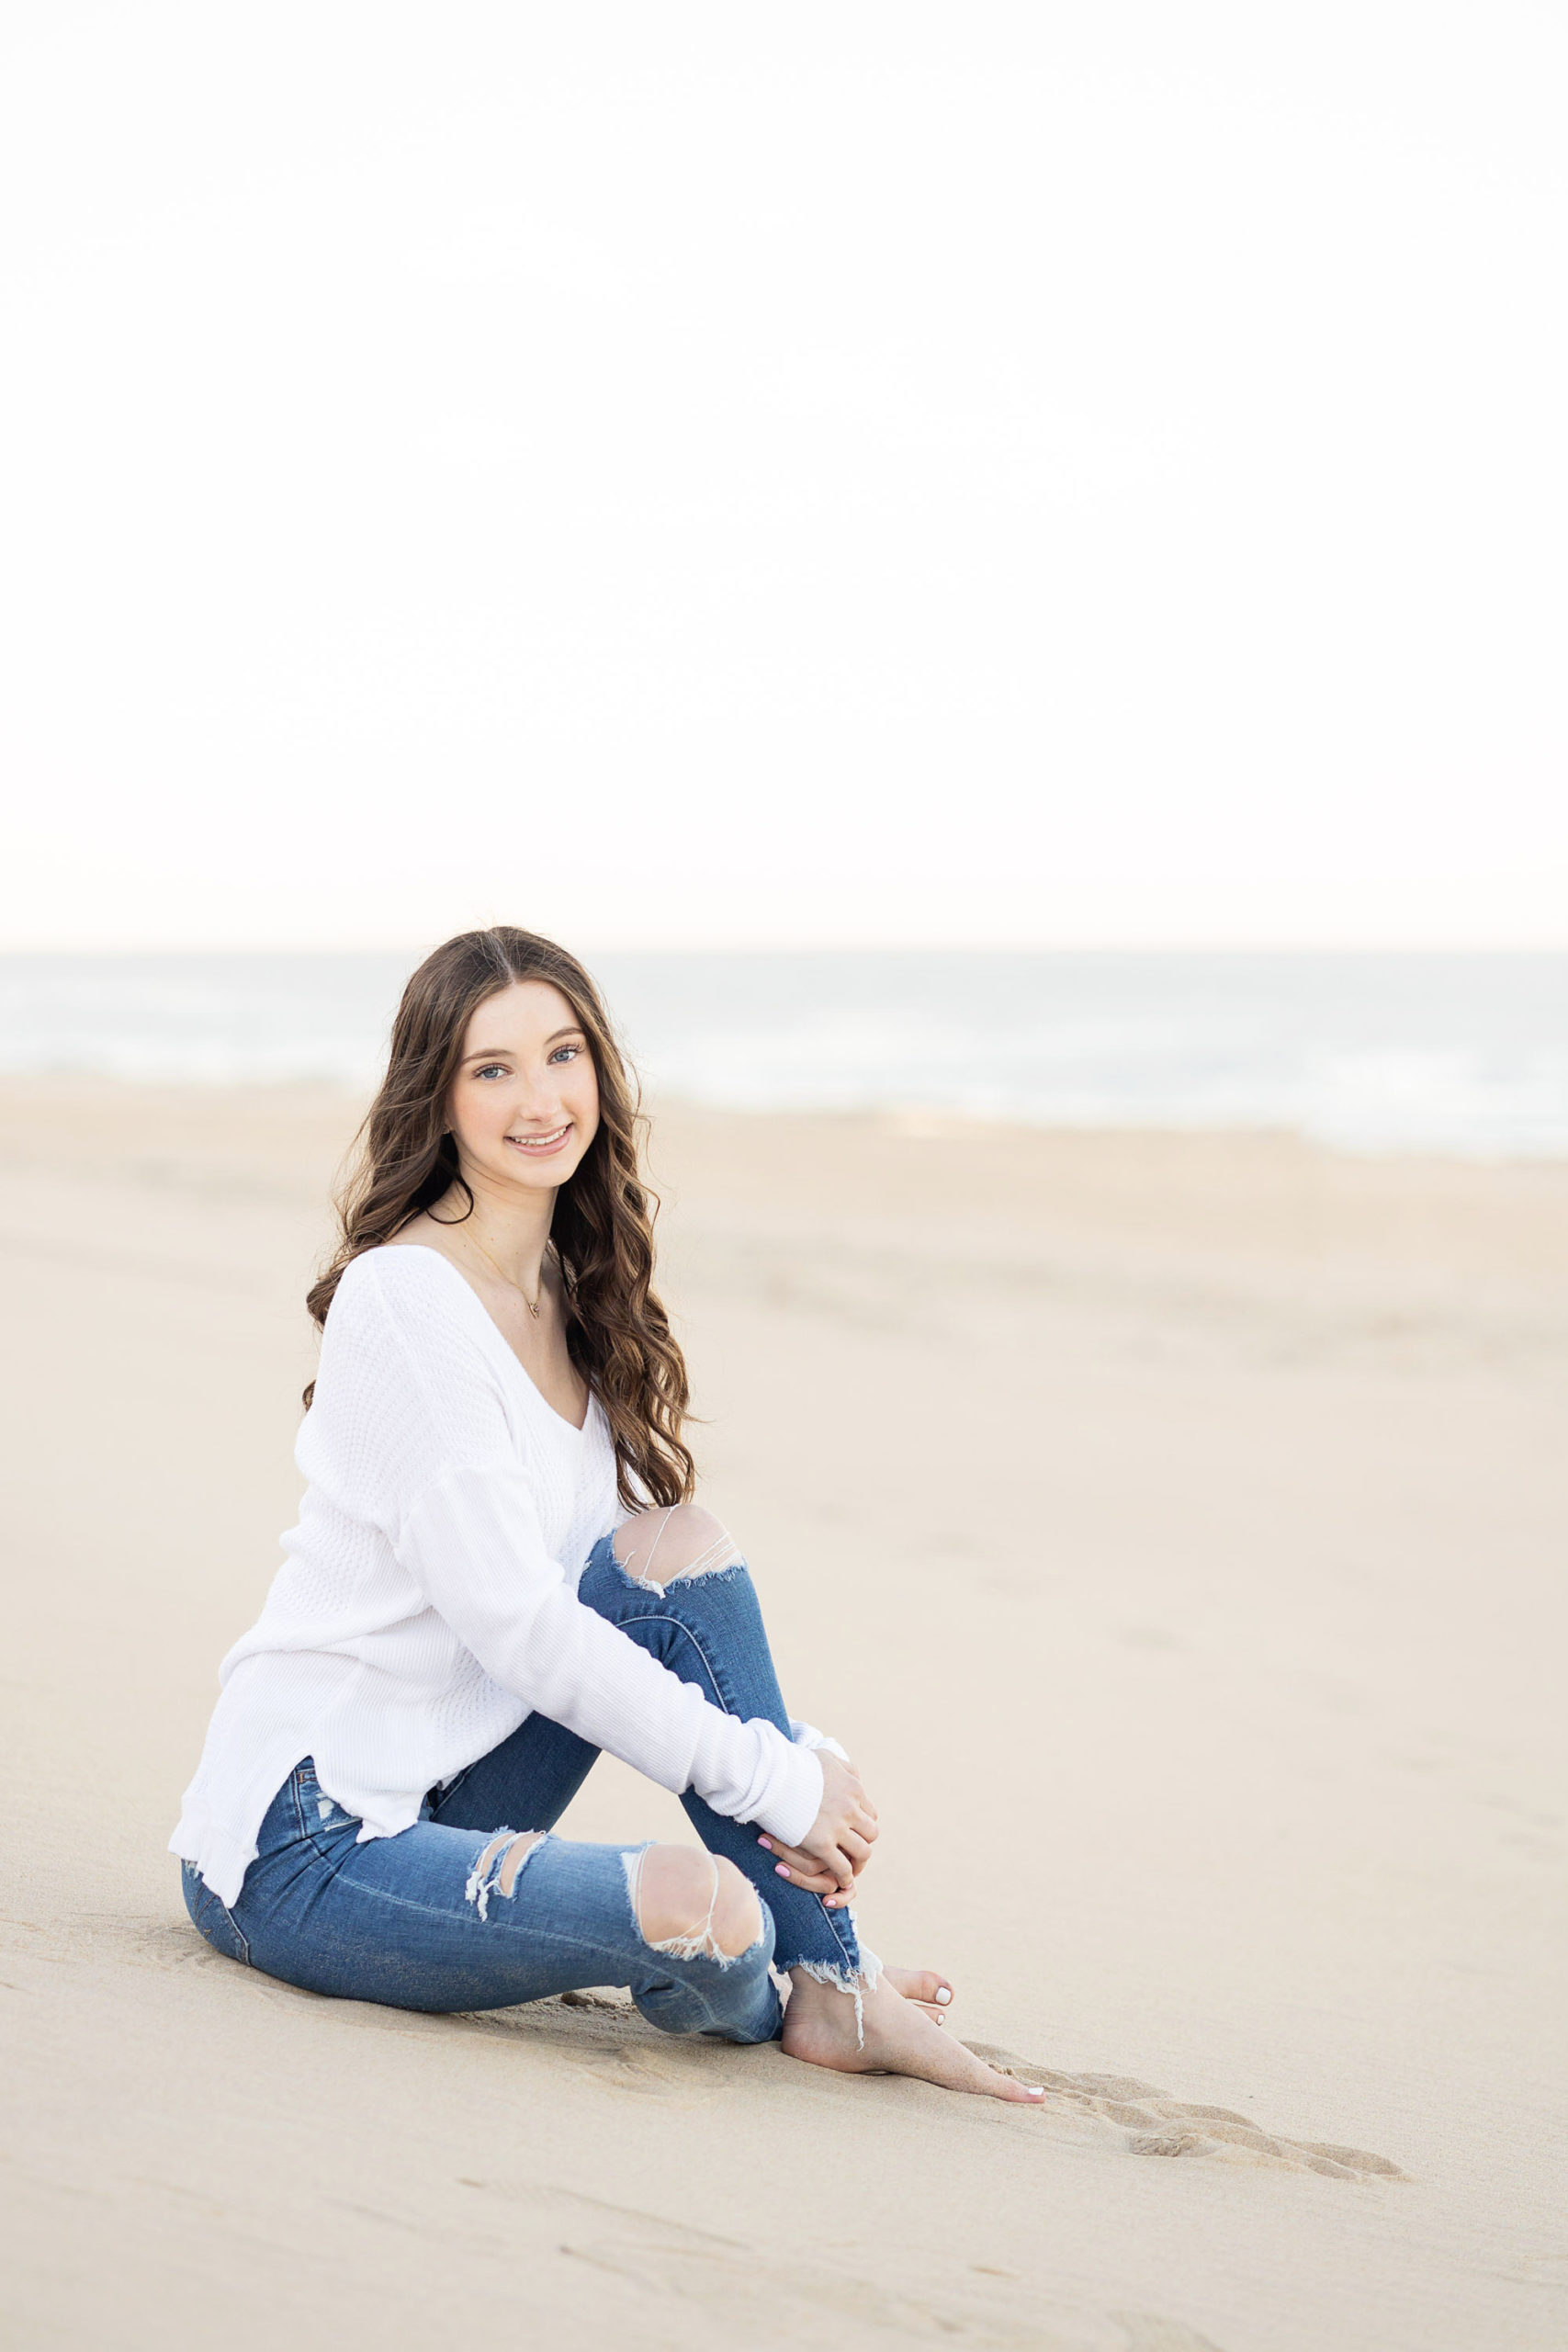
511, 1068, 565, 1126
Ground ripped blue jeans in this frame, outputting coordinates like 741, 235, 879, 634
180, 1537, 867, 2043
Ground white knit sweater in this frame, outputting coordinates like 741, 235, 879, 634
171, 1245, 826, 1905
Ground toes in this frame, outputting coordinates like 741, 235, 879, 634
889, 1968, 954, 2008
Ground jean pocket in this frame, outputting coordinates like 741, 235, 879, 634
181, 1860, 252, 1966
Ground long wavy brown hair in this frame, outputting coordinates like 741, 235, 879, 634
305, 926, 694, 1509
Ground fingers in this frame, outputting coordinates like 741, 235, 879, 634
819, 1803, 877, 1852
767, 1743, 881, 1897
819, 1849, 862, 1905
759, 1833, 862, 1901
761, 1843, 848, 1894
777, 1853, 852, 1895
759, 1836, 840, 1896
757, 1836, 813, 1874
761, 1853, 846, 1891
819, 1754, 879, 1838
836, 1770, 875, 1824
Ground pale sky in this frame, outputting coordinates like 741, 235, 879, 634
3, 4, 1564, 952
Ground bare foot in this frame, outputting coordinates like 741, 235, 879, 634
882, 1965, 954, 2023
782, 1972, 1044, 2103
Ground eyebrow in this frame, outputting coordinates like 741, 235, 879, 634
463, 1025, 585, 1062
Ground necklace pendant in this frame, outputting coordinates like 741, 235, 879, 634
527, 1298, 541, 1318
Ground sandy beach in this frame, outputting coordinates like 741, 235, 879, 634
3, 1077, 1564, 2351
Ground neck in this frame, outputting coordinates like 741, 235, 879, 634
445, 1165, 557, 1288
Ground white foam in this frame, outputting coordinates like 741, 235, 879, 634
2, 950, 1565, 1159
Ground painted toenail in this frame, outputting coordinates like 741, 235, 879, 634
935, 1987, 952, 2003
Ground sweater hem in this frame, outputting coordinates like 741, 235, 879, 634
169, 1808, 264, 1912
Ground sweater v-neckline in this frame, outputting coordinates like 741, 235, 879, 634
389, 1243, 594, 1437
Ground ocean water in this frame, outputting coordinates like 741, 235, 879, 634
2, 951, 1565, 1159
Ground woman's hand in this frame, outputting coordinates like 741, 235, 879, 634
763, 1750, 876, 1902
759, 1832, 859, 1905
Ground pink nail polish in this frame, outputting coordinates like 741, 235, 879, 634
758, 1837, 772, 1849
774, 1863, 790, 1877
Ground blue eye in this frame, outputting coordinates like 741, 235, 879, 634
549, 1044, 582, 1064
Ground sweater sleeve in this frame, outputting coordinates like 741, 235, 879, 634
789, 1718, 850, 1763
322, 1254, 824, 1848
399, 1463, 821, 1840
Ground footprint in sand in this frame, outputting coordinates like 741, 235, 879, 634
1115, 2317, 1229, 2351
964, 2047, 1404, 2180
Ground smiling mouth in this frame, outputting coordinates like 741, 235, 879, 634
505, 1123, 573, 1155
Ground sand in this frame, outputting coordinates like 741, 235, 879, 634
2, 1079, 1565, 2350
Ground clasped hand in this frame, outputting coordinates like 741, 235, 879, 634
759, 1749, 877, 1910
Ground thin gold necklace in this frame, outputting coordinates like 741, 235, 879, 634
466, 1228, 545, 1319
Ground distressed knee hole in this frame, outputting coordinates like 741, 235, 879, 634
624, 1846, 762, 1962
465, 1829, 543, 1921
613, 1503, 744, 1592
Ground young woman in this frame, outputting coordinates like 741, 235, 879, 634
171, 926, 1043, 2101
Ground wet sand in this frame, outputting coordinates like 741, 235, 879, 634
2, 1080, 1565, 2349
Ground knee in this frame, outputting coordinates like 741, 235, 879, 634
706, 1857, 765, 1958
614, 1503, 743, 1589
631, 1846, 763, 1962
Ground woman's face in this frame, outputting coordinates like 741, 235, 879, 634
446, 980, 601, 1199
